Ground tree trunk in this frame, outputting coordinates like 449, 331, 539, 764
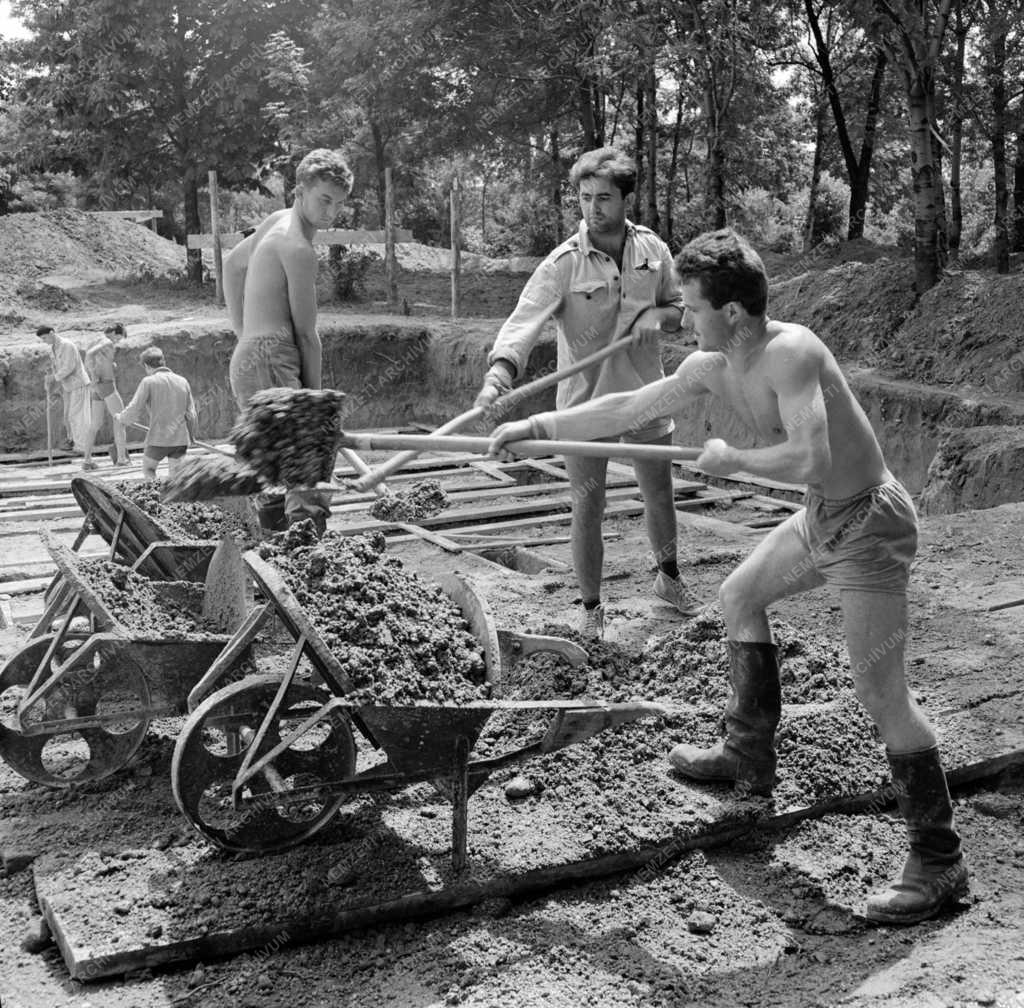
665, 88, 685, 248
551, 125, 564, 245
948, 1, 966, 257
848, 48, 887, 239
987, 17, 1010, 273
703, 75, 726, 229
906, 76, 943, 293
644, 60, 660, 234
1013, 129, 1024, 252
183, 164, 202, 286
804, 83, 827, 252
370, 120, 387, 227
578, 73, 600, 150
634, 80, 645, 225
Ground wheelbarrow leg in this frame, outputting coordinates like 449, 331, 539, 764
451, 735, 470, 874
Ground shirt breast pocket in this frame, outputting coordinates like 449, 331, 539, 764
570, 279, 610, 301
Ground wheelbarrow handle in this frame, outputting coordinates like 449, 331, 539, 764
339, 431, 704, 464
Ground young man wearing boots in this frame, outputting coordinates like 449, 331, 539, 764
475, 147, 701, 640
489, 228, 968, 925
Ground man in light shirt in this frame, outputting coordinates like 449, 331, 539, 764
37, 324, 90, 457
475, 147, 700, 640
116, 347, 197, 480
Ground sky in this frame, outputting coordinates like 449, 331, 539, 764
0, 1, 29, 40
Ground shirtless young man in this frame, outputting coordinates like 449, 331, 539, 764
82, 322, 130, 469
223, 148, 352, 532
490, 228, 967, 925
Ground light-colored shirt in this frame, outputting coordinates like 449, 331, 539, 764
488, 219, 685, 417
117, 367, 197, 447
49, 335, 89, 391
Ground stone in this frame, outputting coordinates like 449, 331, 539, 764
504, 775, 536, 800
20, 915, 52, 954
686, 911, 717, 935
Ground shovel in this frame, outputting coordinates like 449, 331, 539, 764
349, 319, 656, 493
338, 431, 704, 464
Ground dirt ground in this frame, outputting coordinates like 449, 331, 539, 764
1, 494, 1023, 1008
0, 230, 1022, 1007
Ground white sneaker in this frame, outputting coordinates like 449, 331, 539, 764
653, 572, 702, 617
578, 603, 605, 640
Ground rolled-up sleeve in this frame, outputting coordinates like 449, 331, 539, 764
487, 259, 565, 380
655, 241, 686, 314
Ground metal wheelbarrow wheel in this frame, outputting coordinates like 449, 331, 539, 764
0, 636, 151, 787
171, 674, 357, 854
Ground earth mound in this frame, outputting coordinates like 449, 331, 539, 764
0, 209, 185, 319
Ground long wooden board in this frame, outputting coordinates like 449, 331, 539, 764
34, 745, 1024, 982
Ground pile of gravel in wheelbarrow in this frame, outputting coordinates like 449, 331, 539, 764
81, 559, 220, 638
114, 479, 259, 544
256, 523, 488, 705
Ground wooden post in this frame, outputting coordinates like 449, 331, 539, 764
208, 170, 224, 304
450, 176, 461, 319
384, 167, 398, 310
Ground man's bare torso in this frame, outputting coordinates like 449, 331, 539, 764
240, 208, 311, 342
696, 321, 890, 499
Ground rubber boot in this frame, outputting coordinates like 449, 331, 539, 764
865, 746, 969, 925
668, 641, 781, 796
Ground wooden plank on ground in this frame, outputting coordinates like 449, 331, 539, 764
35, 744, 1024, 982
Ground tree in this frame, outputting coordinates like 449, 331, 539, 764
12, 0, 314, 282
867, 0, 955, 293
800, 0, 891, 240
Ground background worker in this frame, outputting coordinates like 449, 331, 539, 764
222, 147, 353, 534
82, 322, 130, 469
475, 146, 700, 640
489, 227, 967, 926
37, 324, 91, 457
116, 347, 197, 481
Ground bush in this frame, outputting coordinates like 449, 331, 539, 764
806, 171, 849, 245
730, 187, 802, 252
328, 246, 381, 301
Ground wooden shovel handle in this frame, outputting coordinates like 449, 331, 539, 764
340, 431, 703, 463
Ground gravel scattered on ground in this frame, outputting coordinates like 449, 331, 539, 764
367, 480, 450, 523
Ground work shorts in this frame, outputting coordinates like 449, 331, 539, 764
144, 444, 188, 462
229, 334, 301, 410
790, 478, 918, 594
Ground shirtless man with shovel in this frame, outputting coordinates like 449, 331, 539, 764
490, 228, 968, 925
223, 148, 352, 534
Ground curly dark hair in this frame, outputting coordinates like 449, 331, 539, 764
674, 228, 769, 316
569, 147, 636, 198
295, 149, 354, 193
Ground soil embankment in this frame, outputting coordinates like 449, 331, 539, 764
2, 249, 1023, 510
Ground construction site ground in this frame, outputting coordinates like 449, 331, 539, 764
0, 447, 1022, 1008
0, 218, 1022, 1007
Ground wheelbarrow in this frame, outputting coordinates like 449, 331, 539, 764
30, 476, 248, 641
171, 549, 667, 871
0, 534, 253, 787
